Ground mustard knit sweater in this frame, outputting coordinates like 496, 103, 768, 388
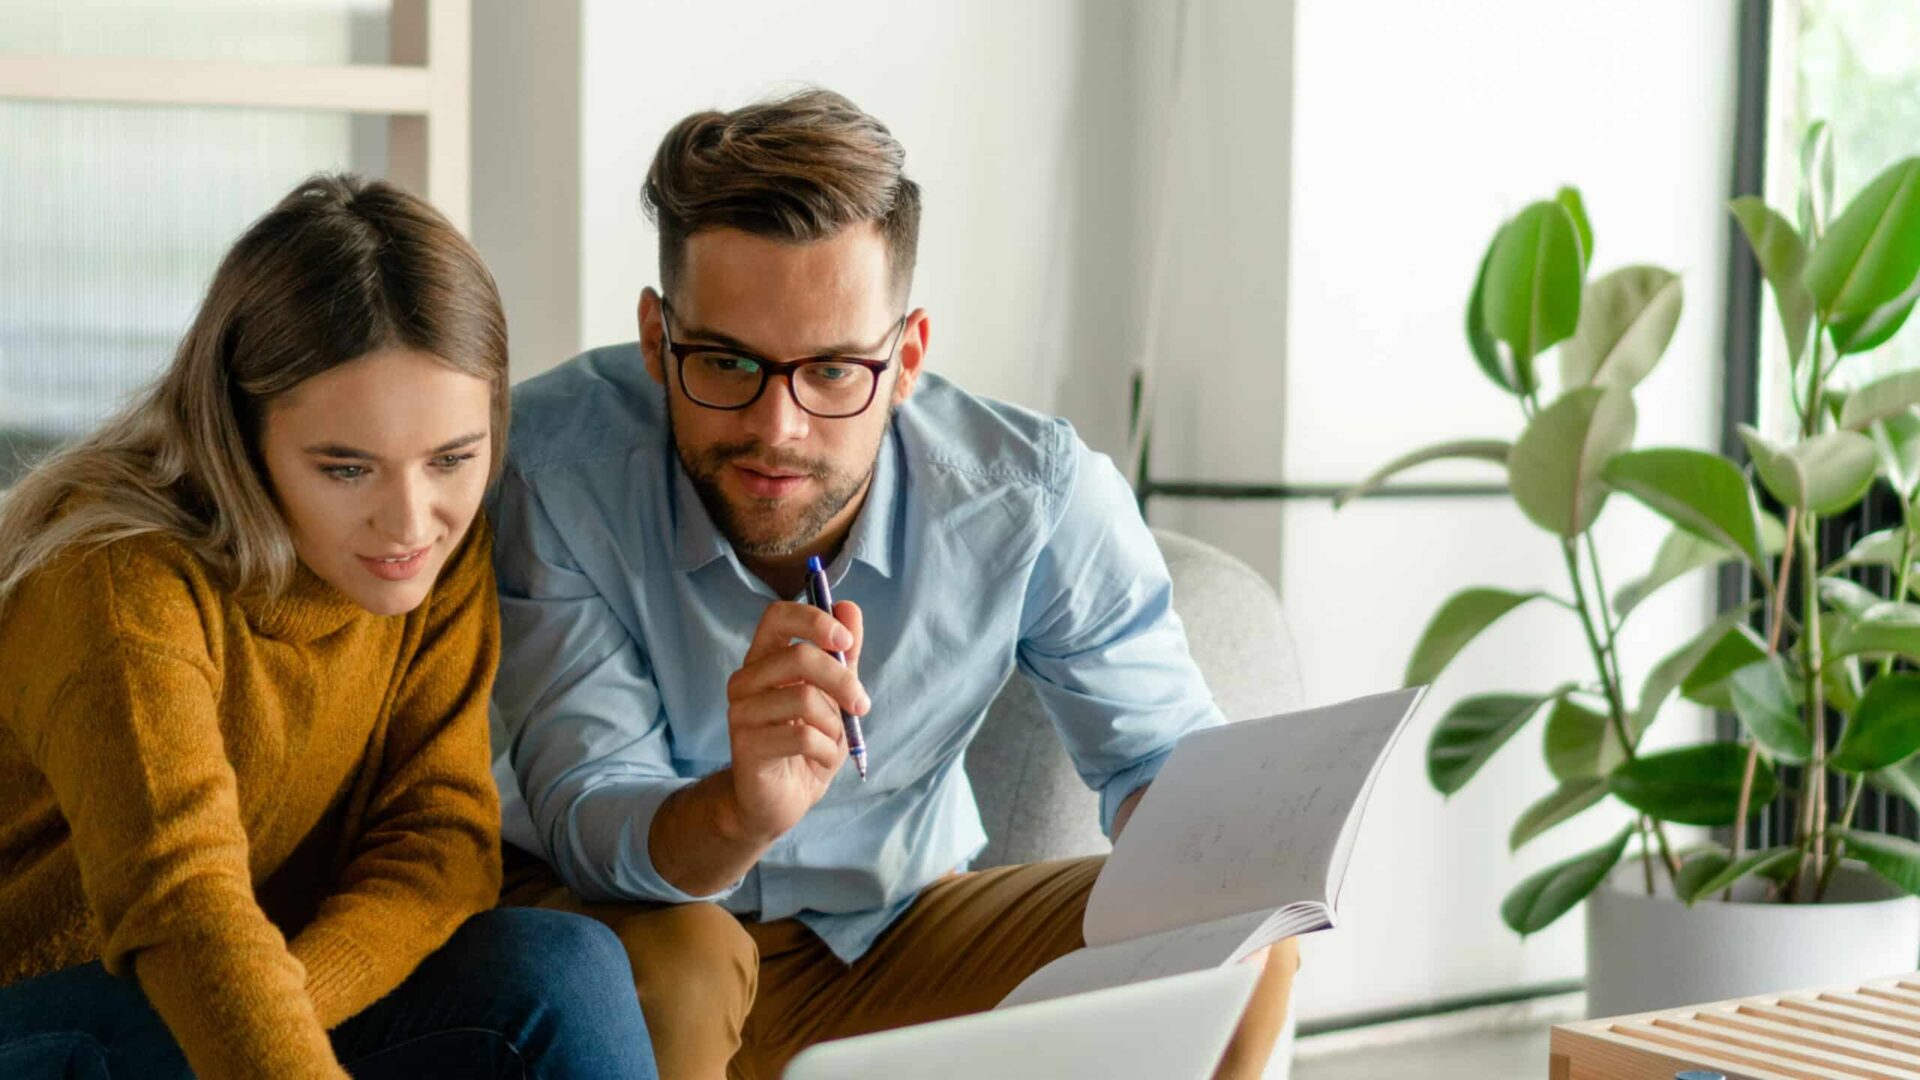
0, 520, 503, 1079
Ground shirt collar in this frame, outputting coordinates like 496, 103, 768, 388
668, 424, 900, 581
838, 425, 899, 580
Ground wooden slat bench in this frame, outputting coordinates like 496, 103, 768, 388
1550, 972, 1920, 1079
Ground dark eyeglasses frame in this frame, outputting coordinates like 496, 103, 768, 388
659, 299, 907, 419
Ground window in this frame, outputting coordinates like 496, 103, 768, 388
0, 0, 468, 485
1762, 0, 1920, 405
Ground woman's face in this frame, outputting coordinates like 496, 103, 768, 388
259, 347, 494, 616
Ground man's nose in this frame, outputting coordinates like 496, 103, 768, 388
738, 375, 812, 445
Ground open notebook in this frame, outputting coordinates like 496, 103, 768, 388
999, 686, 1425, 1009
783, 966, 1259, 1080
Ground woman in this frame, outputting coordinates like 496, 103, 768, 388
0, 175, 654, 1079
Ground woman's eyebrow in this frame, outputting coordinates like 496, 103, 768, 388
303, 431, 486, 462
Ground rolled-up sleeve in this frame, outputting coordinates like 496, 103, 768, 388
489, 466, 739, 904
1016, 437, 1225, 835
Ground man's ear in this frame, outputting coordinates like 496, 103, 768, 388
890, 308, 930, 406
638, 287, 667, 386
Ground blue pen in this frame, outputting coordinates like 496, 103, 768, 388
805, 556, 868, 780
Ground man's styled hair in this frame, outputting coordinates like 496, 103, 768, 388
643, 88, 922, 301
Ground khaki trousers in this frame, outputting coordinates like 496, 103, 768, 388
501, 851, 1297, 1080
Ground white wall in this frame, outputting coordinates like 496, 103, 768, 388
563, 0, 1117, 439
1277, 0, 1739, 1023
470, 0, 582, 386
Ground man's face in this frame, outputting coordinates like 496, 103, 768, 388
640, 224, 926, 559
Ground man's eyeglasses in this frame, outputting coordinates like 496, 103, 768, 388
660, 300, 906, 419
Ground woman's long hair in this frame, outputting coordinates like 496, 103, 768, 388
0, 174, 509, 613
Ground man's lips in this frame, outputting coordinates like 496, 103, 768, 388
731, 463, 811, 499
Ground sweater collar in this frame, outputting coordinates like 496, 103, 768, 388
238, 560, 367, 641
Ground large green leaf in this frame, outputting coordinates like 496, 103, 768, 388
1335, 440, 1512, 509
1832, 673, 1920, 772
1841, 369, 1920, 432
1828, 655, 1865, 715
1403, 588, 1548, 687
1604, 449, 1764, 566
1797, 432, 1879, 513
1727, 656, 1813, 764
1466, 233, 1526, 394
1872, 413, 1920, 497
1821, 575, 1885, 619
1729, 197, 1814, 367
1738, 425, 1878, 516
1560, 266, 1683, 392
1509, 388, 1636, 537
1544, 696, 1624, 780
1635, 609, 1757, 734
1805, 157, 1920, 322
1501, 825, 1634, 936
1509, 778, 1608, 852
1828, 527, 1915, 572
1428, 688, 1569, 796
1557, 185, 1593, 268
1675, 846, 1801, 905
1834, 828, 1920, 896
1829, 284, 1920, 356
1874, 413, 1920, 498
1609, 743, 1779, 826
1870, 753, 1920, 812
1828, 604, 1920, 662
1680, 624, 1768, 711
1484, 201, 1586, 366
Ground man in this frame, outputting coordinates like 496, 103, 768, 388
490, 88, 1297, 1080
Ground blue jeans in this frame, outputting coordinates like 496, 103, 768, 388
0, 908, 656, 1079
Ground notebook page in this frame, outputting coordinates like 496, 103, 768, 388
1081, 687, 1424, 948
1326, 686, 1423, 909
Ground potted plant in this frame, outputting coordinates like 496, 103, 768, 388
1339, 126, 1920, 1016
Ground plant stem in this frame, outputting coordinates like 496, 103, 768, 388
1786, 323, 1833, 903
1576, 533, 1686, 881
1792, 509, 1829, 900
1768, 508, 1800, 655
1728, 507, 1803, 899
1562, 539, 1636, 763
1724, 740, 1761, 902
1585, 536, 1632, 712
1815, 777, 1866, 902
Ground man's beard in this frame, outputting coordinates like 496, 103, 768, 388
673, 415, 881, 558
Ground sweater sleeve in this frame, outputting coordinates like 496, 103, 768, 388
286, 522, 504, 1027
9, 594, 344, 1078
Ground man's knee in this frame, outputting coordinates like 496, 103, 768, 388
1272, 936, 1301, 977
609, 902, 758, 1014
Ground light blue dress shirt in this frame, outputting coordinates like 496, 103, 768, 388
489, 343, 1223, 962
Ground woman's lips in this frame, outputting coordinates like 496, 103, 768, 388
732, 464, 809, 499
357, 546, 431, 582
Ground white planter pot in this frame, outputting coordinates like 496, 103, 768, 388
1585, 861, 1920, 1018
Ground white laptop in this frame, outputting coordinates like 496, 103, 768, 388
781, 966, 1259, 1080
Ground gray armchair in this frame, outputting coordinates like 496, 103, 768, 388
964, 528, 1304, 1078
966, 528, 1303, 868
